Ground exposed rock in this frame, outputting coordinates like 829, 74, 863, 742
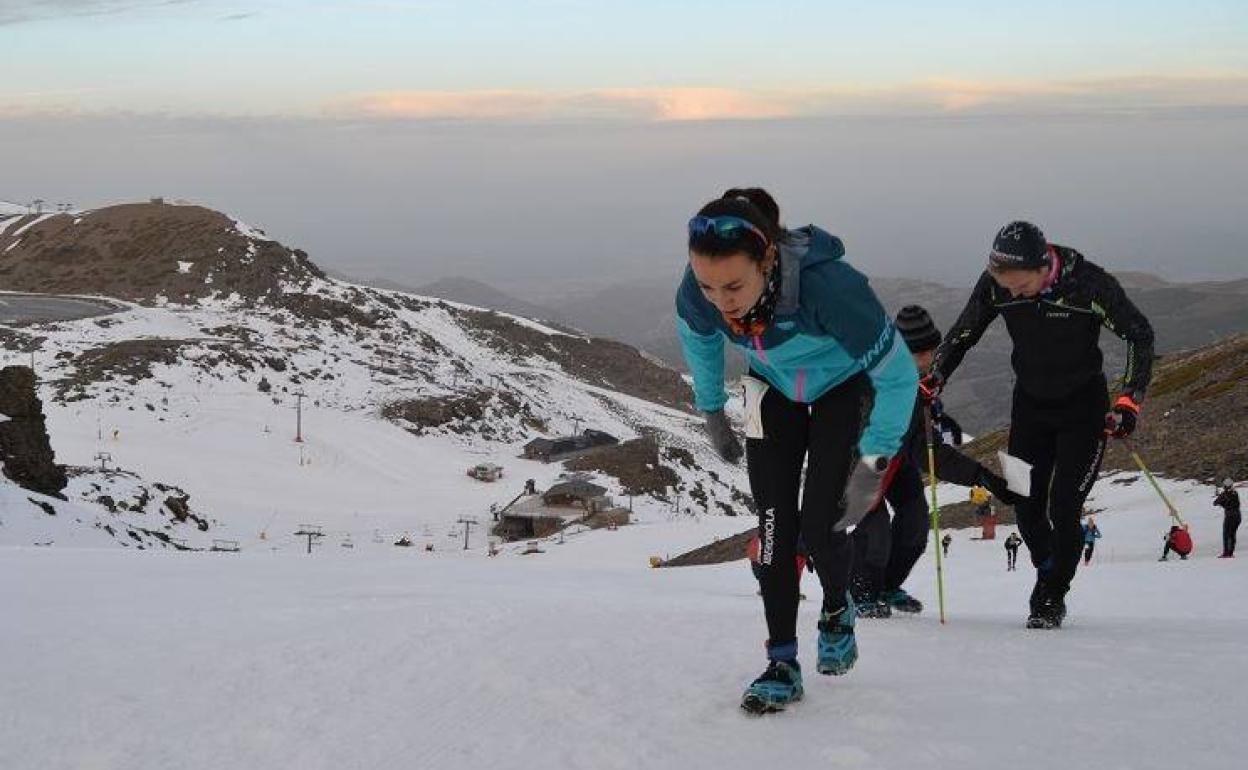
563, 436, 680, 497
381, 389, 546, 440
0, 366, 68, 497
0, 202, 323, 303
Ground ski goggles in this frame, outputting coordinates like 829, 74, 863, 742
687, 215, 770, 249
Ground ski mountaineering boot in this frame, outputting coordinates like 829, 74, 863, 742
741, 642, 804, 715
1026, 579, 1067, 629
881, 587, 924, 614
816, 595, 858, 675
851, 574, 892, 618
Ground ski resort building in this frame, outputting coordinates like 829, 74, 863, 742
521, 429, 618, 462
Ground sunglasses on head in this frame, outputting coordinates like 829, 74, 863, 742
687, 215, 770, 249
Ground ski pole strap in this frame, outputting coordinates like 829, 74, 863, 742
1125, 441, 1186, 527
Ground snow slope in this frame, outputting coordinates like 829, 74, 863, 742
2, 248, 745, 549
2, 472, 1243, 770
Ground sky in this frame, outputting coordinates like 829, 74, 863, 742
2, 0, 1247, 295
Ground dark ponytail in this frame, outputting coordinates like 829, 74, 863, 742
688, 186, 785, 262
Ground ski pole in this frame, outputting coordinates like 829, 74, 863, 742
1123, 439, 1187, 527
923, 408, 948, 624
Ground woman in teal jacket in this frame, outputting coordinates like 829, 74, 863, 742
676, 188, 916, 714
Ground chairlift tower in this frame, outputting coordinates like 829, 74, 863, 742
294, 391, 307, 442
294, 524, 325, 554
456, 516, 479, 551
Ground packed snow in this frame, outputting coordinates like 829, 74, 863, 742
1, 471, 1242, 770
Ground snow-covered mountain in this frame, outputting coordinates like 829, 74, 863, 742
0, 201, 748, 550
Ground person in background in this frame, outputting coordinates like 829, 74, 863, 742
1081, 516, 1102, 565
1005, 532, 1023, 571
941, 533, 952, 557
1159, 524, 1192, 561
850, 305, 1023, 618
1214, 479, 1241, 558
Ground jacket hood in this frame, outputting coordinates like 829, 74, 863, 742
776, 225, 844, 315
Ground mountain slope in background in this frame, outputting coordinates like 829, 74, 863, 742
505, 270, 1248, 433
1, 202, 747, 550
410, 276, 569, 327
962, 333, 1248, 482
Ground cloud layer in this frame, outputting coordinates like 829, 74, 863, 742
325, 76, 1248, 123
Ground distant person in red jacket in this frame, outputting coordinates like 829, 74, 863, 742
1159, 525, 1192, 561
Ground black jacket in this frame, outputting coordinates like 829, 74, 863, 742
933, 246, 1155, 401
1215, 488, 1241, 515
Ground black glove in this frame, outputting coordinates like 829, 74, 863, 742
704, 410, 743, 464
1104, 394, 1141, 439
837, 455, 898, 531
978, 467, 1026, 506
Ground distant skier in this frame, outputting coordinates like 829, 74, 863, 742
1159, 525, 1192, 561
849, 305, 1022, 618
941, 533, 952, 557
1081, 517, 1102, 565
927, 221, 1154, 629
1214, 479, 1241, 558
1004, 532, 1023, 571
677, 187, 917, 714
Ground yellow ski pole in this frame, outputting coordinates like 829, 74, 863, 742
1123, 439, 1186, 527
923, 408, 948, 624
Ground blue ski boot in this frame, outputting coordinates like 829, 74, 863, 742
816, 596, 858, 676
881, 587, 923, 614
741, 644, 803, 715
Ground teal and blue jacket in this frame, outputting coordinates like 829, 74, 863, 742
676, 226, 917, 457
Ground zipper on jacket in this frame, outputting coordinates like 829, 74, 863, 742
752, 334, 769, 364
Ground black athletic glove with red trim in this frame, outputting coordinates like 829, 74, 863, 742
1104, 393, 1141, 439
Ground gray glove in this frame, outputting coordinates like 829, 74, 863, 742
704, 410, 743, 464
837, 454, 894, 531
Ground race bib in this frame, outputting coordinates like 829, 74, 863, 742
742, 376, 770, 439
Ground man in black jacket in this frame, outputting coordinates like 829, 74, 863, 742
927, 221, 1154, 629
850, 305, 1023, 617
1215, 479, 1241, 558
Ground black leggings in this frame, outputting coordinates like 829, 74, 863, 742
748, 372, 871, 645
852, 461, 929, 594
1008, 377, 1108, 594
1225, 514, 1241, 556
884, 462, 930, 592
850, 505, 891, 596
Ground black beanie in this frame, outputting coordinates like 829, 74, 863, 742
895, 305, 942, 353
989, 221, 1049, 270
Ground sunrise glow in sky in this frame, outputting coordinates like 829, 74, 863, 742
3, 0, 1246, 119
